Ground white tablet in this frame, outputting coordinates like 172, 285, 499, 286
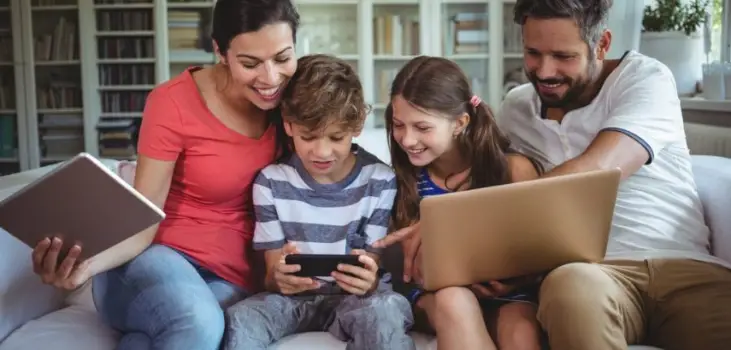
0, 153, 165, 260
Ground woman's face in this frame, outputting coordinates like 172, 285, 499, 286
219, 22, 297, 111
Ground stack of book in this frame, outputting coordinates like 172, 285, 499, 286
97, 119, 139, 160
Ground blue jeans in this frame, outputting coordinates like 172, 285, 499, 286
92, 244, 249, 350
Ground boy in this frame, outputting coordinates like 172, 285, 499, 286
224, 54, 415, 350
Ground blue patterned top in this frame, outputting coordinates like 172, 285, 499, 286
417, 168, 448, 197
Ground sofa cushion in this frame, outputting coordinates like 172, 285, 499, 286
271, 331, 436, 350
0, 231, 67, 343
0, 305, 119, 350
692, 155, 731, 263
0, 304, 435, 350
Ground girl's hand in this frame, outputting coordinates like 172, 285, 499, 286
372, 222, 422, 283
332, 250, 379, 296
32, 237, 92, 291
274, 243, 320, 295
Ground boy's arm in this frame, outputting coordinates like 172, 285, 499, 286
263, 249, 284, 292
252, 172, 287, 293
361, 170, 398, 291
362, 171, 398, 255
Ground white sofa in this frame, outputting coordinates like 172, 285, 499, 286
0, 147, 729, 350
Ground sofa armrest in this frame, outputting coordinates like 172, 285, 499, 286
0, 165, 71, 342
692, 155, 731, 264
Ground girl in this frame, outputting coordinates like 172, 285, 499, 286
376, 56, 543, 350
29, 1, 300, 349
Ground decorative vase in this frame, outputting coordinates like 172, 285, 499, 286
640, 30, 703, 96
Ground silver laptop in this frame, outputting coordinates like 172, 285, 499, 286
419, 168, 621, 291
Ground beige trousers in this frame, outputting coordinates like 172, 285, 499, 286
538, 259, 731, 350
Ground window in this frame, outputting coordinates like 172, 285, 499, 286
711, 0, 725, 62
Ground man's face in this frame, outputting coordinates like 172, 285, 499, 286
522, 17, 605, 108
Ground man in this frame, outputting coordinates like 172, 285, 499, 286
497, 0, 731, 349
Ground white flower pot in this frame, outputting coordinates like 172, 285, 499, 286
640, 31, 703, 96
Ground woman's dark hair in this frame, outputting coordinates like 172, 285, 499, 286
211, 0, 300, 55
385, 56, 512, 231
211, 0, 300, 162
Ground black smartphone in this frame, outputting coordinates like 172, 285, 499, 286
285, 254, 364, 277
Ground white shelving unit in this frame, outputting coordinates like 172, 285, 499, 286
292, 0, 522, 128
92, 0, 156, 160
19, 0, 86, 169
1, 0, 525, 174
0, 0, 29, 175
161, 0, 216, 79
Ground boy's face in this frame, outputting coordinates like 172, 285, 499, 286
284, 122, 361, 183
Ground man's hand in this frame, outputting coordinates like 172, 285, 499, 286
273, 243, 320, 295
331, 249, 379, 296
470, 280, 517, 298
470, 274, 544, 299
372, 222, 421, 283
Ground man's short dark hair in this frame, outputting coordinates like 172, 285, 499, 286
513, 0, 613, 48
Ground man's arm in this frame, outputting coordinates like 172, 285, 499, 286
544, 63, 682, 180
542, 130, 649, 180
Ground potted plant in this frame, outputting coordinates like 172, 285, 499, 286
640, 0, 709, 96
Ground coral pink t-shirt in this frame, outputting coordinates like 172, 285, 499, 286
137, 68, 277, 290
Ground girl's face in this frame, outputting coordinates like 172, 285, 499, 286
218, 22, 297, 111
390, 95, 460, 167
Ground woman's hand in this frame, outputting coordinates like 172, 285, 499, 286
372, 222, 422, 283
32, 237, 92, 291
331, 249, 379, 296
274, 243, 320, 295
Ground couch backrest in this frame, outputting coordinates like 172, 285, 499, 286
692, 155, 731, 263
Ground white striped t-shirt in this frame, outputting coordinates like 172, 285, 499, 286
252, 146, 397, 259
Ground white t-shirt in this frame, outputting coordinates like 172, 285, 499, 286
498, 50, 730, 270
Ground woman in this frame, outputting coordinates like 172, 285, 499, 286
29, 1, 300, 349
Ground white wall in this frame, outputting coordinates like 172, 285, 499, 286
606, 0, 645, 58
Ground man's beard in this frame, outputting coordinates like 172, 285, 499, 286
526, 63, 596, 109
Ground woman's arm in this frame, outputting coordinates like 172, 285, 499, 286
86, 155, 175, 276
32, 88, 184, 291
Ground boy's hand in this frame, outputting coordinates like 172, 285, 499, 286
274, 243, 320, 295
331, 249, 379, 296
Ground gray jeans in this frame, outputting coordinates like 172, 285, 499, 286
223, 284, 415, 350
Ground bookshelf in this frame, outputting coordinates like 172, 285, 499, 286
164, 0, 216, 79
1, 0, 526, 174
21, 0, 85, 169
93, 0, 156, 160
293, 0, 518, 128
370, 1, 422, 128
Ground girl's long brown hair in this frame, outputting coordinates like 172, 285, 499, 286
385, 56, 513, 231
